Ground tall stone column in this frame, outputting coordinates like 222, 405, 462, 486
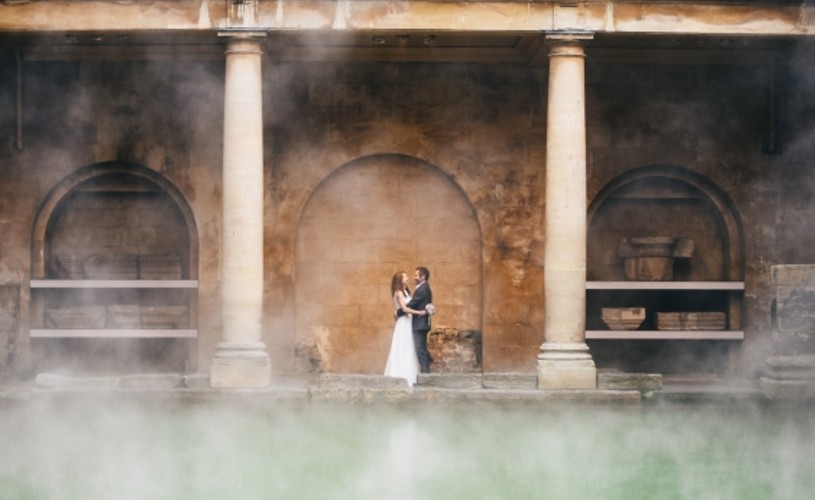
537, 33, 597, 390
210, 32, 271, 388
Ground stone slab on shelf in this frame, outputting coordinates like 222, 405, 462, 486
586, 281, 744, 290
586, 330, 743, 340
657, 312, 726, 331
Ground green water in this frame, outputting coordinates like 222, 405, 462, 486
0, 397, 812, 499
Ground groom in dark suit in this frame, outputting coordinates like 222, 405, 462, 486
407, 266, 433, 373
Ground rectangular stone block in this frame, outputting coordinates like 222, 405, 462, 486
537, 360, 597, 390
417, 373, 483, 389
597, 371, 663, 391
210, 357, 271, 389
482, 372, 537, 390
773, 265, 815, 287
118, 373, 183, 389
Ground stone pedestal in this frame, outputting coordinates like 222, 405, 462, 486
537, 342, 597, 390
210, 32, 271, 388
537, 33, 597, 390
211, 342, 271, 389
760, 265, 815, 399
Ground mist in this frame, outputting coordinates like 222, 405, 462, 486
1, 394, 814, 499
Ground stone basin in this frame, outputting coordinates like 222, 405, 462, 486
617, 236, 694, 281
602, 307, 646, 330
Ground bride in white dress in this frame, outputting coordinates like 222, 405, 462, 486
384, 271, 426, 386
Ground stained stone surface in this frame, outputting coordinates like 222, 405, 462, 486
427, 328, 481, 373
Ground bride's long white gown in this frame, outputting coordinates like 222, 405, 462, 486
384, 293, 420, 386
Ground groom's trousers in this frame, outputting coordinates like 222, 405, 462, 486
413, 328, 431, 373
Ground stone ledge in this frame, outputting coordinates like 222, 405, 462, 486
315, 373, 409, 389
34, 373, 119, 390
482, 372, 537, 390
417, 373, 483, 389
597, 371, 663, 391
309, 387, 415, 403
119, 373, 183, 390
760, 377, 815, 400
416, 388, 643, 405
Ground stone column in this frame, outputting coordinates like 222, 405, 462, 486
537, 33, 597, 390
210, 32, 271, 388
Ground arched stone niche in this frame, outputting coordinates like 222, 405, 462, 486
32, 162, 199, 280
29, 162, 199, 374
586, 164, 745, 374
294, 154, 483, 374
588, 165, 743, 283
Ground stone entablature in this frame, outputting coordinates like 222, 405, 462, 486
0, 1, 812, 36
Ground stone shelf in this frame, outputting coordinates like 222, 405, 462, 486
586, 330, 744, 340
30, 280, 198, 339
31, 279, 198, 289
30, 329, 197, 338
586, 281, 744, 290
586, 281, 745, 339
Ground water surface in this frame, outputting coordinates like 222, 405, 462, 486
0, 396, 812, 499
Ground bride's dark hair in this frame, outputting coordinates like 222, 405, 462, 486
391, 271, 411, 297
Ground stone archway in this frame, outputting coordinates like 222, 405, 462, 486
32, 161, 199, 279
294, 154, 482, 374
588, 164, 744, 282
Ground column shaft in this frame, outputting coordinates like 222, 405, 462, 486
211, 33, 271, 388
537, 35, 597, 390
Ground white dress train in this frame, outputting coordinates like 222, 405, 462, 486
384, 293, 420, 386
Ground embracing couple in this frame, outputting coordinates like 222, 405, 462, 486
383, 266, 434, 386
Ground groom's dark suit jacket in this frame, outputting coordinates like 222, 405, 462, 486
407, 281, 432, 332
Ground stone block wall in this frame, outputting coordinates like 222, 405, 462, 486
48, 190, 189, 277
0, 42, 815, 377
266, 62, 547, 373
0, 58, 223, 374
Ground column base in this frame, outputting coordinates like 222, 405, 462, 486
210, 341, 271, 388
536, 342, 597, 390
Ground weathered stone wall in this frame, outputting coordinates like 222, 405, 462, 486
294, 154, 481, 374
584, 58, 809, 375
0, 58, 224, 373
49, 191, 188, 273
265, 62, 546, 373
0, 39, 814, 377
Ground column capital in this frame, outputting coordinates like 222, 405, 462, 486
543, 30, 594, 43
545, 31, 593, 58
219, 30, 266, 55
217, 29, 267, 40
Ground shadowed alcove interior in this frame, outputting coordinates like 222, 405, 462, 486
30, 162, 199, 374
586, 164, 745, 375
294, 154, 482, 374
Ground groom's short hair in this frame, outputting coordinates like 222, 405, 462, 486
416, 266, 430, 281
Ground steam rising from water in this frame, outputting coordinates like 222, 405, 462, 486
1, 396, 813, 499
